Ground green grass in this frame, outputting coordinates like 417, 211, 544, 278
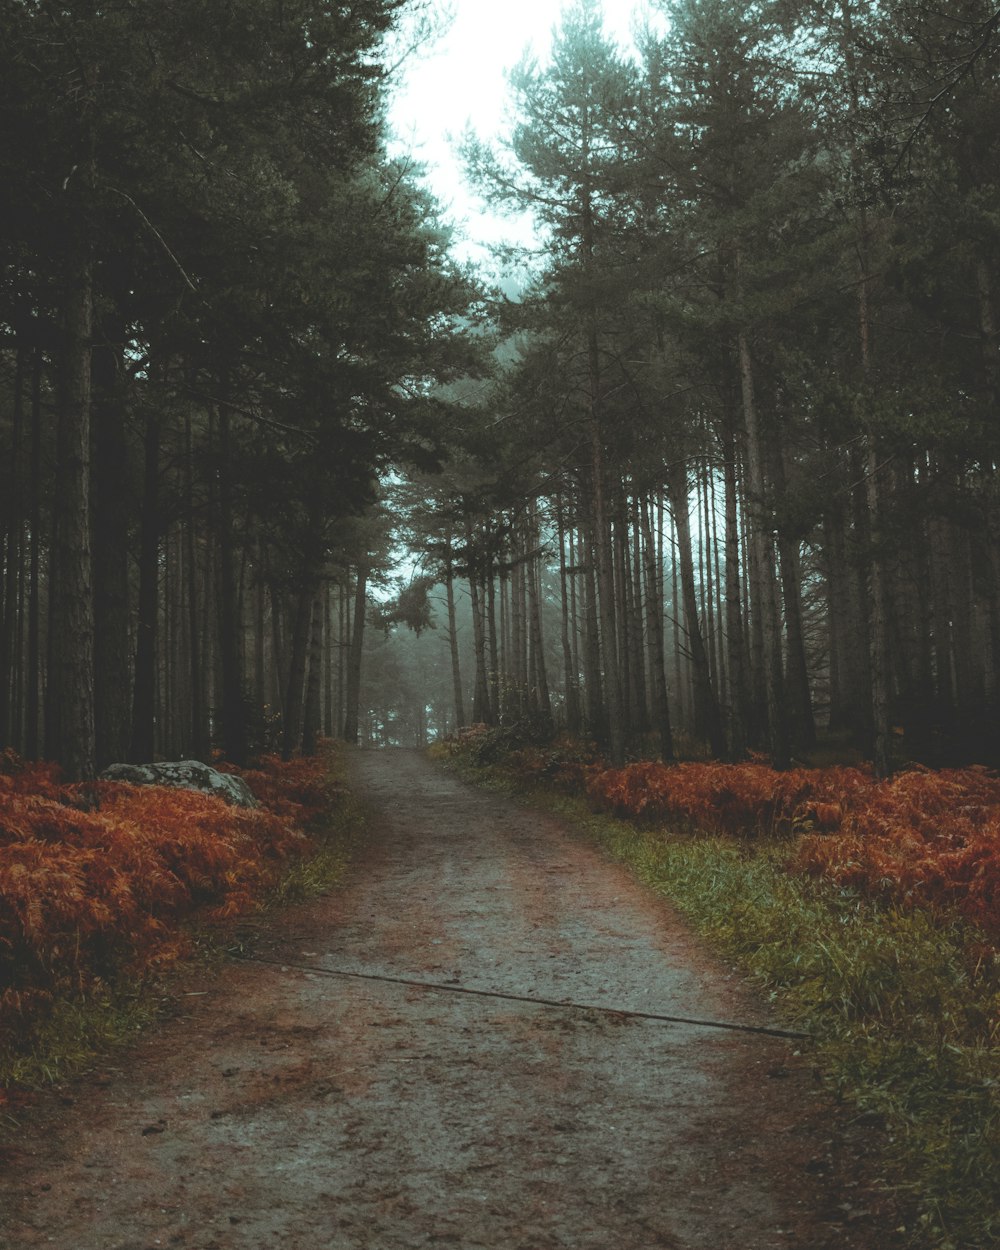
0, 987, 167, 1114
435, 749, 1000, 1250
260, 774, 365, 910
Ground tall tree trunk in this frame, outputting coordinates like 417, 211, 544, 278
47, 249, 97, 780
582, 521, 604, 740
445, 545, 466, 731
464, 520, 491, 724
499, 565, 511, 718
974, 261, 1000, 706
699, 463, 716, 696
777, 531, 816, 753
486, 554, 500, 725
856, 260, 891, 774
722, 420, 748, 759
469, 569, 491, 723
613, 505, 632, 734
864, 440, 892, 775
591, 431, 625, 761
666, 458, 725, 757
509, 539, 523, 715
737, 331, 789, 767
556, 495, 581, 734
770, 445, 816, 753
338, 579, 348, 737
825, 497, 871, 738
343, 561, 368, 745
167, 514, 187, 759
638, 494, 673, 759
301, 592, 324, 756
511, 528, 529, 717
709, 465, 727, 714
0, 344, 25, 748
185, 414, 210, 759
129, 410, 160, 763
323, 581, 335, 738
26, 346, 43, 760
91, 317, 131, 767
217, 401, 247, 764
625, 498, 648, 734
669, 513, 686, 730
283, 576, 317, 759
527, 522, 551, 730
569, 523, 582, 710
253, 545, 266, 715
840, 0, 891, 776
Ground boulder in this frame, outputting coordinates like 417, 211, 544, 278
100, 760, 259, 808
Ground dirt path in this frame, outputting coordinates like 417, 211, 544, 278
0, 749, 897, 1250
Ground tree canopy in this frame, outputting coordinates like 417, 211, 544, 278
2, 0, 999, 777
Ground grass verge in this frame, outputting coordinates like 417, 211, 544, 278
435, 751, 999, 1250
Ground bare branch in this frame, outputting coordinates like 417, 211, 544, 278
107, 187, 198, 292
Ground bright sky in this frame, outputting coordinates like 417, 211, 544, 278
388, 0, 657, 268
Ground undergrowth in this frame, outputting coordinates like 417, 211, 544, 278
432, 743, 1000, 1250
0, 743, 362, 1106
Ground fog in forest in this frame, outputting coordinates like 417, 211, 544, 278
1, 0, 999, 779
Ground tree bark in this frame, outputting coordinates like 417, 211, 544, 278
464, 519, 491, 725
590, 424, 626, 762
47, 249, 97, 780
770, 444, 816, 753
527, 517, 552, 730
301, 591, 324, 756
217, 401, 247, 764
824, 496, 870, 738
556, 495, 581, 734
625, 498, 648, 734
486, 553, 500, 725
667, 458, 725, 757
26, 347, 43, 760
737, 331, 789, 767
722, 420, 748, 759
840, 0, 891, 775
91, 317, 131, 768
185, 414, 210, 759
445, 543, 466, 731
975, 261, 1000, 703
283, 577, 317, 759
129, 409, 160, 763
638, 494, 673, 759
0, 344, 25, 748
323, 581, 335, 738
343, 561, 368, 745
582, 520, 604, 740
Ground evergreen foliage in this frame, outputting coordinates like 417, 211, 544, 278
2, 0, 1000, 772
407, 0, 1000, 772
0, 0, 480, 774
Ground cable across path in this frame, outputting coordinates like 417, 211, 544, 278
235, 951, 812, 1041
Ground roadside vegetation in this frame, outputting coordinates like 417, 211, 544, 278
432, 728, 1000, 1250
0, 744, 358, 1106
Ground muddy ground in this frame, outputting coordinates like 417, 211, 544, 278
0, 748, 901, 1249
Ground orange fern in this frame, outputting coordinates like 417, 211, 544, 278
0, 751, 333, 1044
584, 757, 1000, 939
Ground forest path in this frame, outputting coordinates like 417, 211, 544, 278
0, 749, 894, 1250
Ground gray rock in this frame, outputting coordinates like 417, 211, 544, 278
100, 760, 259, 808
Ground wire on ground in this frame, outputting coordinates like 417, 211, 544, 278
233, 953, 811, 1042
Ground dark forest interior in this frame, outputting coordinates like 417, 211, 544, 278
2, 0, 999, 779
